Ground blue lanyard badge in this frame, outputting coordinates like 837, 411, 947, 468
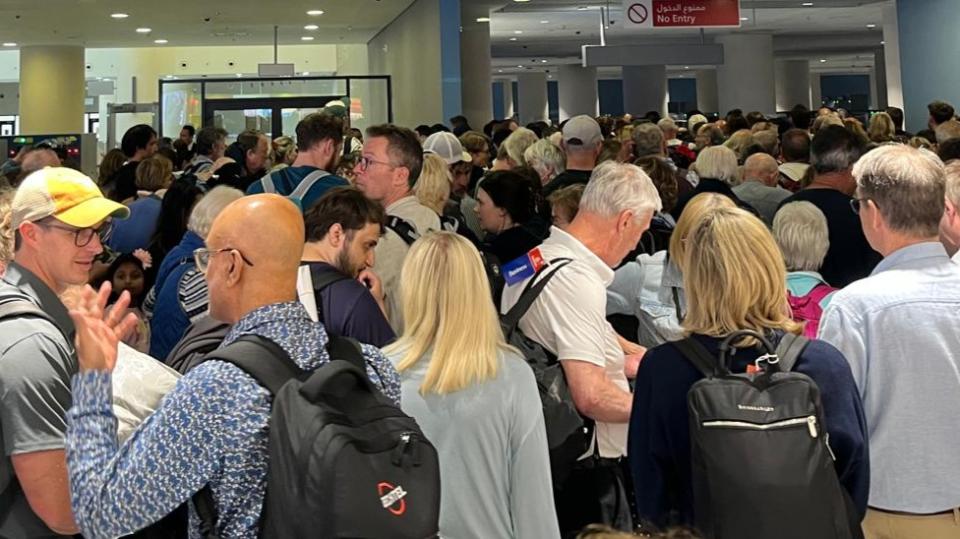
502, 247, 546, 286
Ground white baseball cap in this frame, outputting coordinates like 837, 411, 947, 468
423, 132, 471, 165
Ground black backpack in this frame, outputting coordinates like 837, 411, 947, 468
194, 334, 441, 538
500, 259, 593, 488
675, 330, 859, 539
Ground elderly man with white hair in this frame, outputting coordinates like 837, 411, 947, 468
819, 144, 960, 539
524, 138, 566, 186
733, 153, 791, 225
671, 145, 758, 219
939, 160, 960, 262
500, 161, 661, 536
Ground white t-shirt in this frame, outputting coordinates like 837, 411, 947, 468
500, 226, 629, 458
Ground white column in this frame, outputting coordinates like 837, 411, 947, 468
810, 72, 823, 109
716, 33, 776, 114
622, 65, 667, 117
557, 65, 598, 121
501, 80, 515, 119
516, 71, 548, 124
696, 69, 719, 113
775, 59, 811, 111
882, 0, 904, 109
868, 69, 878, 110
460, 12, 493, 128
875, 49, 889, 109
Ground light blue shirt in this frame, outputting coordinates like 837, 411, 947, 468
818, 242, 960, 513
606, 251, 685, 348
786, 271, 836, 310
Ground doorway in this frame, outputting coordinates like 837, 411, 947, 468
203, 97, 341, 142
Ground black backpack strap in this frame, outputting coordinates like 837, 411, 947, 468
308, 265, 352, 324
386, 216, 420, 246
326, 333, 366, 372
501, 258, 572, 334
0, 298, 56, 326
674, 337, 719, 378
775, 333, 809, 373
202, 334, 301, 395
192, 334, 301, 538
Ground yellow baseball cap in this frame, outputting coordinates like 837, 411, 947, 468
11, 167, 130, 229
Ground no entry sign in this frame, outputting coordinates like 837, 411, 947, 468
623, 0, 741, 29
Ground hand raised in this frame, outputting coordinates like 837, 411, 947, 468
67, 282, 139, 373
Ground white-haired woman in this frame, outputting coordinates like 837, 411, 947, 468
383, 232, 559, 539
143, 185, 244, 359
524, 138, 566, 186
773, 201, 839, 337
671, 145, 758, 220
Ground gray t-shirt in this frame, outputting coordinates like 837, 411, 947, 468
0, 263, 76, 539
386, 347, 559, 539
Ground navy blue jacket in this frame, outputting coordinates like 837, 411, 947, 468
628, 333, 869, 529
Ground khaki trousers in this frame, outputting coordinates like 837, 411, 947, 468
863, 507, 960, 539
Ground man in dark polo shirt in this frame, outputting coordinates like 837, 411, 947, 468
105, 124, 158, 202
0, 167, 129, 537
298, 186, 395, 347
543, 115, 603, 197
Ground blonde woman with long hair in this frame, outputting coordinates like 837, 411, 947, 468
383, 231, 559, 539
628, 205, 868, 532
413, 153, 452, 215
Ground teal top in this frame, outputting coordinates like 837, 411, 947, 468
786, 271, 836, 310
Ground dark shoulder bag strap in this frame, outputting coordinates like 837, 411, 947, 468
501, 258, 573, 335
308, 265, 352, 324
673, 337, 719, 378
326, 334, 366, 372
192, 334, 301, 538
775, 333, 810, 373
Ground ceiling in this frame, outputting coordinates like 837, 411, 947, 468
486, 0, 886, 76
0, 0, 415, 47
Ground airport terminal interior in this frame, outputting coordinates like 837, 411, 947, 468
1, 1, 959, 538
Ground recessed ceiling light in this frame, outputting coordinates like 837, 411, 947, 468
577, 6, 589, 10
2, 43, 16, 47
684, 66, 690, 69
307, 10, 325, 16
476, 17, 490, 23
235, 73, 243, 77
304, 24, 319, 30
136, 28, 151, 33
514, 0, 531, 2
881, 40, 886, 45
819, 58, 827, 63
514, 30, 523, 34
517, 65, 524, 68
111, 13, 129, 19
497, 69, 503, 73
740, 17, 749, 21
541, 59, 548, 63
866, 24, 877, 28
540, 20, 550, 24
301, 36, 315, 41
509, 37, 518, 41
154, 39, 168, 44
801, 2, 814, 5
303, 71, 310, 76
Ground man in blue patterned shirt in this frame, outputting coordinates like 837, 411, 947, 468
64, 194, 402, 538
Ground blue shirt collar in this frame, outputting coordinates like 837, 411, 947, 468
223, 301, 329, 369
872, 241, 948, 275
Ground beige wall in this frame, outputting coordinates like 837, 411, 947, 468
19, 46, 85, 134
368, 0, 444, 128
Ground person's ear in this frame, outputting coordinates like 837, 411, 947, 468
329, 223, 346, 248
18, 222, 41, 249
617, 209, 635, 233
224, 251, 244, 287
394, 167, 411, 189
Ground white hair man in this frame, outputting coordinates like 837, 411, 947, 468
939, 161, 960, 261
543, 115, 603, 196
818, 144, 960, 539
524, 139, 566, 186
672, 146, 758, 220
500, 161, 661, 536
733, 153, 791, 226
657, 118, 682, 147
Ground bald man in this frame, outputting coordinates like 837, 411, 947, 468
735, 153, 791, 226
64, 194, 401, 538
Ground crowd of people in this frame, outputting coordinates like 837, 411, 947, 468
0, 97, 959, 539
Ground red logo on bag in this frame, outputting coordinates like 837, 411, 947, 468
378, 482, 407, 516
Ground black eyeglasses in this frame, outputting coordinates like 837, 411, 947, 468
850, 197, 875, 214
193, 247, 255, 273
37, 220, 112, 247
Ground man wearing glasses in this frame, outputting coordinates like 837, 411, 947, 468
354, 125, 440, 331
0, 167, 128, 538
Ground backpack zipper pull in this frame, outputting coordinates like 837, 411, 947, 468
392, 433, 413, 466
807, 416, 818, 438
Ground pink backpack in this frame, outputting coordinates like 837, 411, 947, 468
787, 284, 837, 338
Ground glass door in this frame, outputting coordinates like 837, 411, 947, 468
204, 97, 338, 141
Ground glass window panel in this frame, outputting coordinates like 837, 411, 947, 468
347, 78, 390, 133
160, 82, 202, 139
204, 79, 348, 100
